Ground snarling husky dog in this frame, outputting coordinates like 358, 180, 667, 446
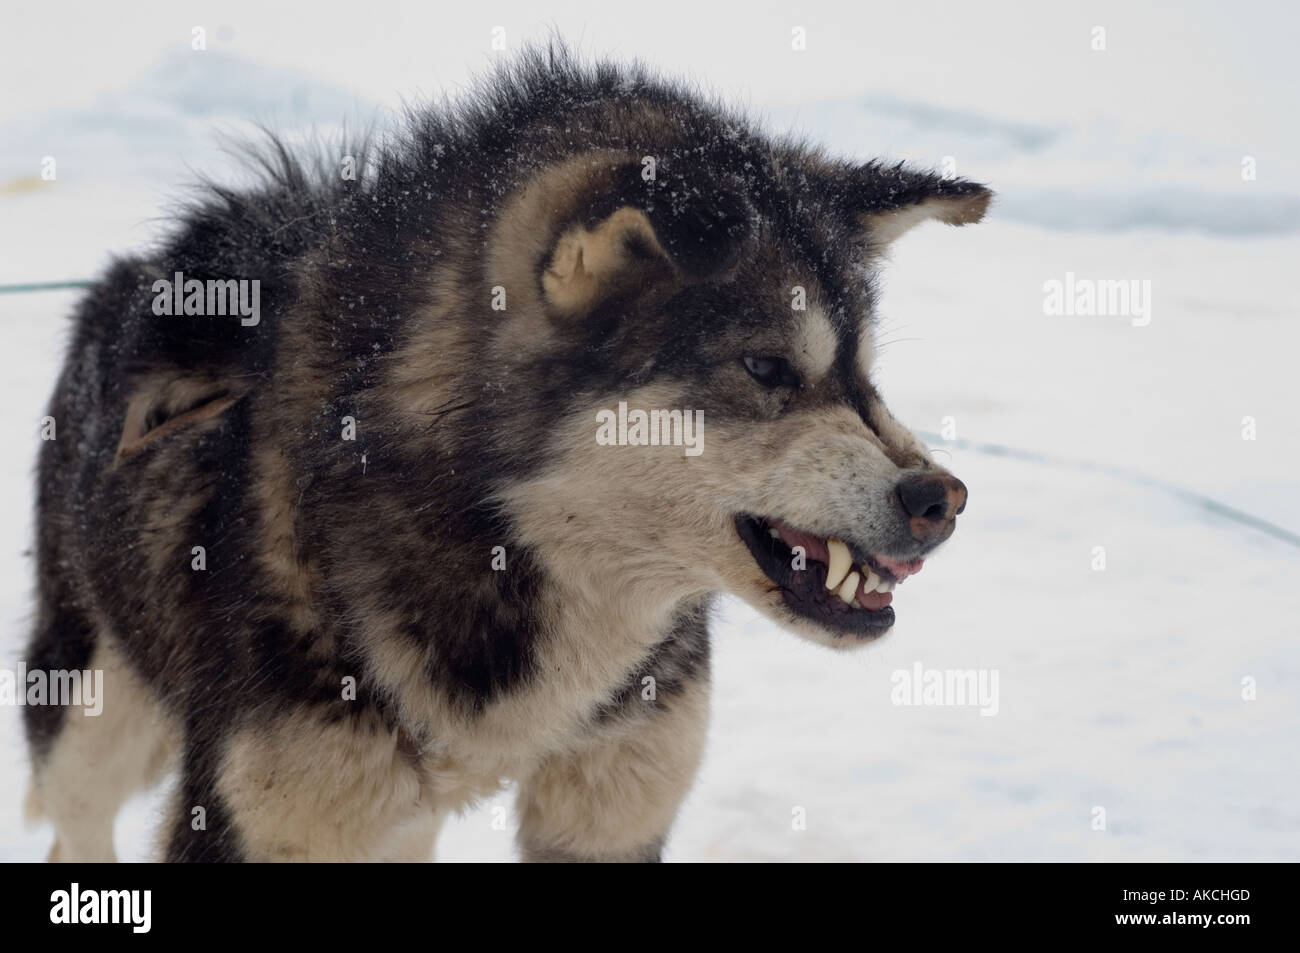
24, 46, 989, 862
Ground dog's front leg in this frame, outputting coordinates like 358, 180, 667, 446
515, 675, 709, 863
163, 706, 439, 862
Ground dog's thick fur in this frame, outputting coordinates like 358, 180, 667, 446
24, 47, 990, 862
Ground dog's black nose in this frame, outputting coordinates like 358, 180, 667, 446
896, 472, 967, 544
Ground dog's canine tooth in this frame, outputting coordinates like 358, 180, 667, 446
878, 579, 895, 593
835, 570, 860, 604
862, 567, 881, 593
825, 538, 852, 590
768, 527, 781, 539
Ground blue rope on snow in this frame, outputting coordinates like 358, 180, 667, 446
0, 280, 94, 293
919, 431, 1300, 550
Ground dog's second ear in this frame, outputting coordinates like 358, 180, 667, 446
840, 162, 993, 252
541, 162, 754, 318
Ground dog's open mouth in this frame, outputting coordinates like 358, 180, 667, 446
734, 514, 924, 638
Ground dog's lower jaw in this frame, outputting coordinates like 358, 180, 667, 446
730, 515, 898, 646
769, 593, 896, 650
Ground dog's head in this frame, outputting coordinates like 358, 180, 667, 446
483, 147, 990, 648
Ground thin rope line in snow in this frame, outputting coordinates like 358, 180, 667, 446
0, 280, 94, 294
919, 431, 1300, 550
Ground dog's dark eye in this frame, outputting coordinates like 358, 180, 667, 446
742, 356, 798, 389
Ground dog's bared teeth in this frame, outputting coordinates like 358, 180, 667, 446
768, 527, 781, 539
862, 567, 881, 593
877, 579, 895, 593
835, 570, 860, 604
825, 538, 852, 591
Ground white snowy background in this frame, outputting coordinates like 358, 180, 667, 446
1, 0, 1297, 861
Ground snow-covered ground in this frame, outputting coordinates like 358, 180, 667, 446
2, 1, 1297, 861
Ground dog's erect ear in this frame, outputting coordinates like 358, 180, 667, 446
541, 205, 670, 318
541, 162, 755, 317
840, 162, 993, 252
